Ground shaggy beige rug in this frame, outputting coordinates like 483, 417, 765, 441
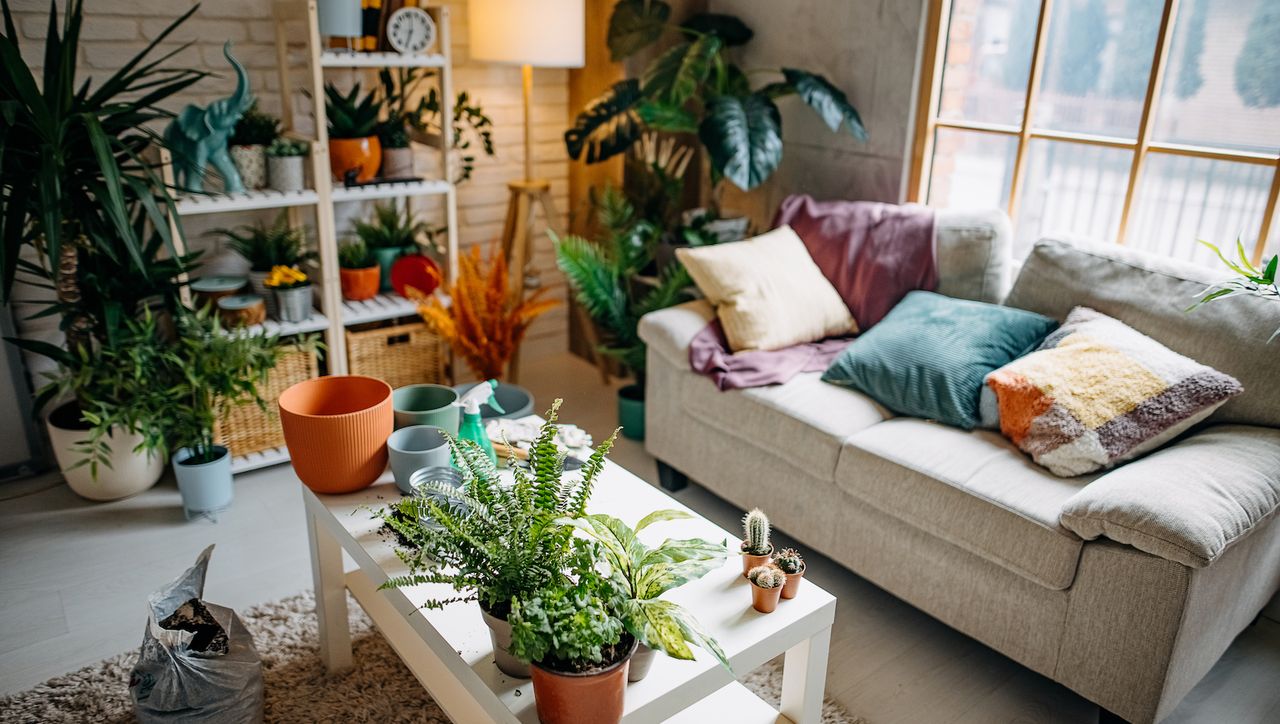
1, 592, 867, 723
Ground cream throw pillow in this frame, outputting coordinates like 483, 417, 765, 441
676, 225, 857, 352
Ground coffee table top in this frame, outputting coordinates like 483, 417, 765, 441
304, 458, 836, 722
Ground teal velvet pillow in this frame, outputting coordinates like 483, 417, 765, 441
822, 291, 1057, 429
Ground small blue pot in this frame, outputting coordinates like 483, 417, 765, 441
172, 446, 233, 520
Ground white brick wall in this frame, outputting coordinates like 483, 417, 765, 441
8, 0, 571, 357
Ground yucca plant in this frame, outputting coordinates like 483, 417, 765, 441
378, 400, 620, 614
351, 202, 430, 250
325, 82, 381, 139
214, 211, 314, 272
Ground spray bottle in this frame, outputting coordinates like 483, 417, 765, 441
455, 379, 505, 466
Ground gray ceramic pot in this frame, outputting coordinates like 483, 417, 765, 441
628, 643, 657, 682
248, 270, 277, 318
172, 446, 233, 520
481, 607, 530, 678
452, 381, 534, 420
230, 144, 266, 189
275, 285, 313, 323
268, 155, 306, 192
387, 425, 451, 494
393, 384, 459, 433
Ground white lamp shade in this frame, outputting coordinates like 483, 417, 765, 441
468, 0, 585, 68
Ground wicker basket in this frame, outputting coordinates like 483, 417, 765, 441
346, 321, 447, 390
214, 348, 318, 457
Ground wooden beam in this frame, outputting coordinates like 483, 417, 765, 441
1006, 0, 1054, 220
907, 0, 949, 202
1255, 157, 1280, 264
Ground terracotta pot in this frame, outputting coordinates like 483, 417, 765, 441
530, 636, 637, 724
480, 605, 530, 678
741, 541, 773, 578
781, 563, 806, 600
329, 136, 382, 183
340, 265, 380, 301
628, 642, 656, 682
380, 146, 414, 178
46, 401, 163, 501
750, 581, 783, 614
278, 375, 393, 494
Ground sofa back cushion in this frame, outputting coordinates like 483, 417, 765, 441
935, 209, 1014, 304
1006, 237, 1278, 428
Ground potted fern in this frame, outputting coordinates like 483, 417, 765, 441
378, 400, 620, 678
228, 100, 280, 190
338, 240, 380, 301
266, 137, 309, 192
215, 212, 315, 319
352, 202, 431, 293
325, 82, 382, 183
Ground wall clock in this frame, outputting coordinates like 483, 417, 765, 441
386, 6, 435, 54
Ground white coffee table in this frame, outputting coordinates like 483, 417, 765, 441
302, 458, 836, 723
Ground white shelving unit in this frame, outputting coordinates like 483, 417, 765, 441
162, 0, 459, 473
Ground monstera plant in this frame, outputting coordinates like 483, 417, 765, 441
565, 1, 867, 199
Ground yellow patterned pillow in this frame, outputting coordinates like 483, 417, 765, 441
676, 225, 856, 352
985, 307, 1243, 477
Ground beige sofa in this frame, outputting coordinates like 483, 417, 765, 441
638, 212, 1280, 723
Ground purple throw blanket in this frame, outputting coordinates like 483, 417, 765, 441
689, 196, 936, 390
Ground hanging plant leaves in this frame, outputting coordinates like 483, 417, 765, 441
641, 42, 688, 98
608, 0, 671, 61
782, 68, 868, 141
670, 35, 721, 105
636, 100, 697, 133
699, 94, 782, 190
680, 13, 754, 46
564, 79, 644, 163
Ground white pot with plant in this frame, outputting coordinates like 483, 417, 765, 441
265, 265, 314, 323
266, 138, 309, 192
378, 121, 414, 178
216, 212, 315, 319
228, 101, 280, 191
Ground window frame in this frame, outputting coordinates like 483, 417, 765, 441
907, 0, 1280, 264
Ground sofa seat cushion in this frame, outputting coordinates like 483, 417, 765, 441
836, 418, 1095, 589
1060, 425, 1280, 568
680, 371, 890, 480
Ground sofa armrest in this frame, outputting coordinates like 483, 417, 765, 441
638, 300, 715, 367
1059, 425, 1280, 567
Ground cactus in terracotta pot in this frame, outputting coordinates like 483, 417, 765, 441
740, 508, 773, 576
774, 547, 806, 600
747, 564, 785, 614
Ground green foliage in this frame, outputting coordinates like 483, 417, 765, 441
338, 240, 374, 269
378, 120, 410, 149
378, 401, 621, 611
1235, 0, 1280, 108
229, 100, 280, 146
773, 547, 804, 574
569, 1, 866, 193
378, 68, 495, 182
351, 202, 429, 250
0, 0, 206, 303
266, 137, 309, 157
215, 211, 314, 272
748, 564, 784, 589
1189, 239, 1279, 342
325, 82, 381, 138
562, 509, 730, 669
742, 508, 770, 554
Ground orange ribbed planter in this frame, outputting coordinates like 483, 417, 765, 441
340, 265, 380, 301
278, 375, 393, 494
329, 136, 381, 183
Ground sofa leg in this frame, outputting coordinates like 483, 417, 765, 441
656, 459, 688, 492
1098, 707, 1129, 724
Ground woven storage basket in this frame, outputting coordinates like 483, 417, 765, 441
346, 321, 447, 390
214, 347, 318, 457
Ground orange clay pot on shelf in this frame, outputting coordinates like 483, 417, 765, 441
340, 265, 380, 301
328, 136, 381, 183
278, 375, 393, 494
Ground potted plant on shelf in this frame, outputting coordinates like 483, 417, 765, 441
216, 212, 315, 318
351, 202, 430, 293
266, 137, 310, 192
378, 120, 414, 178
338, 240, 380, 301
746, 564, 785, 614
264, 265, 313, 323
413, 244, 557, 380
774, 547, 806, 599
378, 67, 496, 183
378, 401, 619, 678
565, 510, 730, 682
566, 2, 866, 238
325, 82, 382, 183
509, 542, 636, 724
740, 508, 773, 577
228, 100, 280, 190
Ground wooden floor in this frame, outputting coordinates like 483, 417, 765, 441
1, 352, 1277, 723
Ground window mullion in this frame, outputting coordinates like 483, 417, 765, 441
1256, 160, 1280, 264
1006, 0, 1055, 221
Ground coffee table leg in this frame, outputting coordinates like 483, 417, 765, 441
780, 625, 831, 724
307, 509, 353, 673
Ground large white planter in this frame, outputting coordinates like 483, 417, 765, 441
46, 406, 164, 501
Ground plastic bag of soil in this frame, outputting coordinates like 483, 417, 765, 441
129, 545, 264, 723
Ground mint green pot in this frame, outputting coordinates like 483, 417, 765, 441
371, 246, 403, 293
617, 384, 645, 441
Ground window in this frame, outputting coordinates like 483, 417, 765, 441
909, 0, 1280, 267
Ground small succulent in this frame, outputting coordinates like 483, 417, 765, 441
748, 565, 784, 589
267, 137, 310, 157
742, 508, 771, 555
325, 82, 381, 139
774, 548, 804, 574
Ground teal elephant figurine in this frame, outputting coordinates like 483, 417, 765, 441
164, 42, 253, 194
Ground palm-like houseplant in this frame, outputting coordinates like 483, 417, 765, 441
1190, 239, 1279, 342
565, 1, 866, 216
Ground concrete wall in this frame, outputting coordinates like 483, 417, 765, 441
6, 0, 570, 358
707, 0, 925, 228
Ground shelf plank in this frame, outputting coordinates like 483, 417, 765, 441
230, 445, 291, 475
342, 293, 418, 326
320, 50, 446, 68
221, 311, 329, 339
174, 188, 320, 215
331, 179, 451, 203
664, 682, 788, 723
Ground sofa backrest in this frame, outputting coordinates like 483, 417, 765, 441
934, 208, 1013, 304
1005, 236, 1278, 429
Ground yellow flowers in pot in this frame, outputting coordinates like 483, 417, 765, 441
264, 264, 309, 289
264, 265, 313, 323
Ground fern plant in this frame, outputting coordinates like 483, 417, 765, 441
554, 184, 693, 386
378, 400, 621, 615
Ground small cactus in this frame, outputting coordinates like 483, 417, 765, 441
742, 508, 772, 555
748, 564, 785, 589
774, 548, 804, 574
